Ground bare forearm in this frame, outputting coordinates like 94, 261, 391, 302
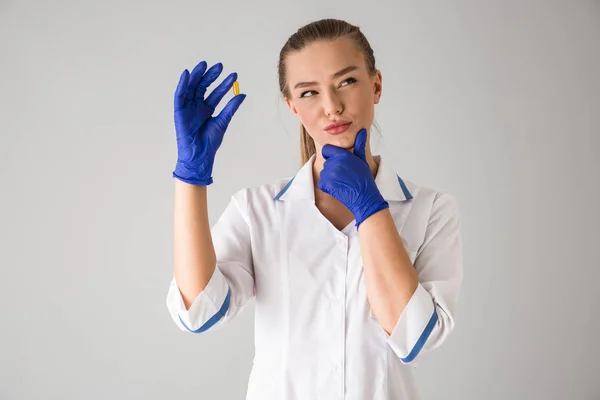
173, 180, 216, 309
358, 208, 418, 334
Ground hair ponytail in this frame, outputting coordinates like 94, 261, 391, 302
300, 124, 316, 164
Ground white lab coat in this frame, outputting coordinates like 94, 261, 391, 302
166, 154, 463, 400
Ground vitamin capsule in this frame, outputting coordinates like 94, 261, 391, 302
232, 81, 240, 96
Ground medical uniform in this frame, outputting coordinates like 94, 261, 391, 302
166, 154, 463, 400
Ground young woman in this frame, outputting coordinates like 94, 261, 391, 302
166, 18, 463, 400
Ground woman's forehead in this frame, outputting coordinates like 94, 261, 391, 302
286, 40, 365, 81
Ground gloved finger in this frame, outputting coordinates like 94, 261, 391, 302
353, 128, 368, 162
184, 61, 208, 103
212, 93, 247, 131
194, 62, 224, 100
174, 69, 190, 111
205, 72, 238, 110
321, 143, 346, 160
317, 177, 331, 195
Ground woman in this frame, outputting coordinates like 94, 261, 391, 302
166, 18, 463, 400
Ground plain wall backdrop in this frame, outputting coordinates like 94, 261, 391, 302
1, 0, 599, 399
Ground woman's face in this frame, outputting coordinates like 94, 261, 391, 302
284, 38, 382, 153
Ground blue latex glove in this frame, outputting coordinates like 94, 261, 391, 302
317, 128, 389, 227
172, 61, 246, 185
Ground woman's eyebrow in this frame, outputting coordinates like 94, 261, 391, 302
293, 65, 360, 89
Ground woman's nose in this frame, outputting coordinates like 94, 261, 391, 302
323, 92, 344, 116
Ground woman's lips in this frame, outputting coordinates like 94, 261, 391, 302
325, 122, 351, 135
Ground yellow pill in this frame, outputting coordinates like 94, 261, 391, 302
232, 81, 240, 96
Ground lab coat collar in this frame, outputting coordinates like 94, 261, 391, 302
274, 154, 413, 202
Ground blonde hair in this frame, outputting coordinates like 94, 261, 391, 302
277, 18, 378, 164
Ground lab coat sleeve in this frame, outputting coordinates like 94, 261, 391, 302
386, 192, 463, 363
166, 188, 255, 334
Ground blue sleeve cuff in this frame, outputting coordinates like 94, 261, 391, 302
386, 283, 438, 363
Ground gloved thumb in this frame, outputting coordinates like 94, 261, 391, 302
353, 128, 368, 162
213, 94, 247, 131
321, 143, 344, 160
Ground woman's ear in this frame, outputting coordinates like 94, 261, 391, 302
373, 70, 382, 104
285, 97, 299, 116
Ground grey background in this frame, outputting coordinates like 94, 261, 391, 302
1, 0, 599, 399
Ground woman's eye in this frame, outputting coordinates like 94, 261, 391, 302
299, 78, 357, 98
340, 77, 357, 86
300, 90, 317, 98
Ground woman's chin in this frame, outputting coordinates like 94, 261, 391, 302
330, 134, 356, 150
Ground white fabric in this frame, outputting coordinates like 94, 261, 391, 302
166, 154, 463, 399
